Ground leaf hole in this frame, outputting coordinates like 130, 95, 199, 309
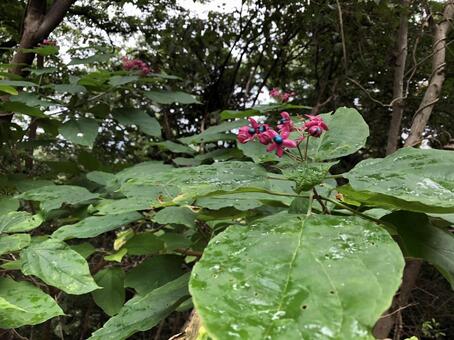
301, 304, 308, 310
329, 290, 335, 295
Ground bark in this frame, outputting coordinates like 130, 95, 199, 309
1, 0, 75, 123
385, 0, 411, 155
404, 1, 454, 147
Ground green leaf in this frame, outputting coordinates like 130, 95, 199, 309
0, 80, 37, 87
119, 161, 270, 204
18, 185, 99, 212
70, 242, 96, 258
26, 67, 58, 75
68, 53, 114, 65
115, 161, 173, 184
95, 198, 152, 215
113, 108, 161, 137
144, 90, 200, 104
0, 277, 63, 328
153, 140, 195, 154
104, 248, 127, 262
0, 211, 43, 233
153, 206, 196, 228
343, 147, 454, 213
124, 255, 185, 295
59, 117, 99, 147
180, 120, 247, 145
92, 268, 125, 316
109, 75, 139, 86
21, 238, 100, 295
52, 83, 87, 94
86, 171, 115, 187
196, 192, 292, 211
190, 213, 404, 339
22, 45, 59, 56
89, 273, 190, 340
384, 211, 454, 289
124, 232, 165, 255
10, 92, 55, 108
0, 234, 31, 255
309, 107, 369, 160
0, 101, 45, 117
0, 84, 18, 95
0, 197, 19, 214
52, 212, 142, 240
238, 139, 280, 163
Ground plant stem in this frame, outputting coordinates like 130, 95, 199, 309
304, 136, 310, 162
313, 188, 329, 214
306, 191, 314, 216
297, 143, 304, 160
318, 195, 383, 225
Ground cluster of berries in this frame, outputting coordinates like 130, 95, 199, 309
122, 57, 151, 76
238, 112, 328, 157
269, 88, 295, 103
41, 39, 57, 46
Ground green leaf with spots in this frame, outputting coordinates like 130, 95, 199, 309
0, 277, 64, 328
92, 268, 125, 316
21, 238, 100, 295
59, 117, 99, 147
89, 273, 190, 340
0, 211, 43, 233
343, 148, 454, 213
52, 212, 142, 240
0, 234, 31, 255
18, 185, 99, 212
190, 213, 404, 339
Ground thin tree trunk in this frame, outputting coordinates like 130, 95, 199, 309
385, 0, 411, 155
404, 1, 454, 147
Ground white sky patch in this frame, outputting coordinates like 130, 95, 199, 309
177, 0, 242, 18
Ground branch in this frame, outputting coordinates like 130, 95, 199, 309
35, 0, 75, 40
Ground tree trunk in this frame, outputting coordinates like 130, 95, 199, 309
385, 0, 410, 155
404, 1, 454, 147
0, 0, 74, 123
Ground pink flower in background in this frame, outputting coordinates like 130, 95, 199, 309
122, 57, 151, 76
304, 114, 328, 137
41, 39, 57, 46
269, 88, 295, 102
264, 129, 297, 157
277, 111, 295, 133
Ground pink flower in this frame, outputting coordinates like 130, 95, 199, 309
304, 114, 328, 137
42, 39, 56, 46
237, 118, 271, 144
277, 111, 295, 134
269, 88, 281, 98
264, 129, 297, 157
122, 57, 151, 76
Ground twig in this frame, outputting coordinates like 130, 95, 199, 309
174, 248, 203, 258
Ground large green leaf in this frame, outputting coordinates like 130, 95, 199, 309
119, 161, 270, 204
52, 212, 142, 240
144, 90, 200, 104
89, 273, 190, 340
18, 185, 99, 212
0, 197, 19, 214
92, 268, 125, 316
124, 255, 185, 295
190, 213, 404, 339
0, 234, 31, 255
21, 238, 100, 295
114, 161, 173, 184
0, 101, 45, 117
59, 117, 99, 147
113, 109, 161, 137
0, 211, 43, 233
384, 211, 454, 289
308, 107, 369, 160
0, 277, 63, 328
0, 84, 18, 95
343, 147, 454, 213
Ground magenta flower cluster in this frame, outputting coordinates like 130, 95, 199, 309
122, 57, 151, 76
269, 88, 295, 103
238, 112, 329, 157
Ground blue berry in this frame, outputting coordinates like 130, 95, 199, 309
273, 135, 283, 144
258, 125, 266, 133
248, 127, 256, 135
